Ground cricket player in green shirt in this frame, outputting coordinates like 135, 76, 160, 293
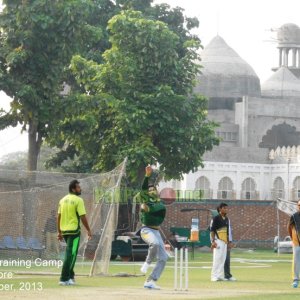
57, 179, 92, 286
138, 165, 168, 290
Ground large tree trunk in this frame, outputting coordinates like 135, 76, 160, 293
27, 121, 43, 171
24, 121, 42, 238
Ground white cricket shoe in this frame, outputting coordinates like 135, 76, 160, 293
211, 277, 226, 282
227, 277, 237, 281
144, 280, 160, 290
68, 279, 76, 285
59, 281, 69, 286
140, 262, 151, 274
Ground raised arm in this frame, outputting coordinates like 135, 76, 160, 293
141, 165, 152, 212
141, 165, 152, 190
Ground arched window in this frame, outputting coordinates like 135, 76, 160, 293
218, 177, 234, 200
195, 176, 211, 199
195, 176, 210, 190
241, 178, 257, 200
273, 177, 285, 200
259, 123, 300, 149
293, 177, 300, 200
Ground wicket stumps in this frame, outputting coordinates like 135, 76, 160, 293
174, 247, 188, 291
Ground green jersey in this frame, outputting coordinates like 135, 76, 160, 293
139, 176, 166, 227
58, 193, 86, 235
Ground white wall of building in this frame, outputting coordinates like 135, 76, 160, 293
158, 161, 300, 201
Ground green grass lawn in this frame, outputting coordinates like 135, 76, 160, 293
0, 249, 299, 299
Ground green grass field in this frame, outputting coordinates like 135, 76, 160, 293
0, 249, 299, 299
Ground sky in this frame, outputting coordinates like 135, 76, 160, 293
1, 0, 300, 157
155, 0, 300, 82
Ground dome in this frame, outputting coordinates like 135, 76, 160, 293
277, 23, 300, 45
261, 67, 300, 98
194, 36, 261, 98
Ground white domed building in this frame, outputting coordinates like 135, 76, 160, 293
261, 67, 300, 98
160, 24, 300, 203
195, 35, 261, 99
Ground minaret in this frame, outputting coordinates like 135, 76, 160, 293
272, 23, 300, 78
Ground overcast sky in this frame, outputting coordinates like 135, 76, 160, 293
1, 0, 300, 157
155, 0, 300, 82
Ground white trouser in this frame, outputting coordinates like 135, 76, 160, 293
211, 239, 227, 281
141, 227, 168, 281
293, 246, 300, 281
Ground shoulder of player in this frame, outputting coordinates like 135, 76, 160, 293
213, 215, 221, 221
291, 213, 298, 219
71, 194, 84, 202
148, 197, 164, 204
59, 194, 68, 202
62, 194, 84, 202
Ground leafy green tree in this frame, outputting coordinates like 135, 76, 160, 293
0, 0, 201, 173
0, 144, 67, 172
48, 10, 219, 184
84, 1, 200, 62
0, 151, 27, 170
0, 0, 101, 170
0, 145, 62, 171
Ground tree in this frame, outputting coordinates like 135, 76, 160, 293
0, 151, 27, 170
0, 0, 202, 172
0, 145, 61, 171
0, 0, 101, 170
47, 10, 219, 185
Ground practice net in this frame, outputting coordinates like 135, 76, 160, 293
0, 158, 126, 276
